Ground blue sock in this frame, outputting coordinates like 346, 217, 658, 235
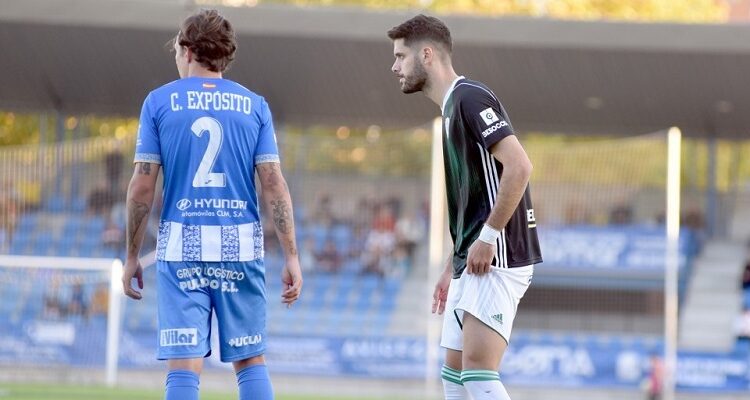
237, 364, 273, 400
165, 369, 199, 400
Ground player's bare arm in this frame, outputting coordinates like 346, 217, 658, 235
432, 253, 453, 315
123, 162, 160, 299
466, 135, 532, 275
257, 162, 303, 307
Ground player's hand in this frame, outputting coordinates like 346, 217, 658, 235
281, 257, 303, 308
432, 259, 453, 315
466, 240, 495, 276
122, 257, 144, 300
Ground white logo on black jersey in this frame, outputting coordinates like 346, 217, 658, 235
481, 121, 509, 138
444, 117, 450, 138
480, 107, 499, 126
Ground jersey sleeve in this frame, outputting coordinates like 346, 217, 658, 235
459, 89, 514, 150
254, 98, 280, 165
133, 93, 162, 164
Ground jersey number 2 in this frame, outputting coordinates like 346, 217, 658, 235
191, 117, 226, 188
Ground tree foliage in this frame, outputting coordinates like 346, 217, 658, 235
272, 0, 727, 23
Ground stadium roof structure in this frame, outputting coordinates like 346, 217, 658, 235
1, 0, 750, 137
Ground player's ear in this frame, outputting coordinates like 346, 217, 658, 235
421, 46, 433, 65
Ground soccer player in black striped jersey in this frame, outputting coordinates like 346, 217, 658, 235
388, 15, 542, 400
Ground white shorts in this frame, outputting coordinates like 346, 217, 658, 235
440, 265, 534, 351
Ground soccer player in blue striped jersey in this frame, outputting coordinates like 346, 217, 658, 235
122, 9, 302, 400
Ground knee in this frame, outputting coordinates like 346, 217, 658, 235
444, 350, 463, 371
234, 354, 266, 372
462, 348, 486, 369
168, 358, 204, 374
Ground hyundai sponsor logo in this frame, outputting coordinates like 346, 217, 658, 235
176, 198, 192, 211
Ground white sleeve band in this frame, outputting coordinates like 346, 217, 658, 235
477, 224, 501, 245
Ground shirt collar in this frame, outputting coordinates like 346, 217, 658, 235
441, 75, 465, 115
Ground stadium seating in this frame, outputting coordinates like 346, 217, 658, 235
3, 211, 403, 338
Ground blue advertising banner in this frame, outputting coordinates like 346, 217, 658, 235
501, 335, 749, 392
2, 319, 747, 393
537, 226, 697, 272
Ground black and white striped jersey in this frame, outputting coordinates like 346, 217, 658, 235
441, 77, 542, 279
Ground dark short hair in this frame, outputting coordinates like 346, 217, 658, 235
177, 9, 236, 72
387, 14, 452, 53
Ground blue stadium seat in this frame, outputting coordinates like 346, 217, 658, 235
35, 231, 54, 244
331, 293, 350, 310
17, 214, 39, 231
369, 313, 389, 335
77, 241, 98, 257
360, 276, 380, 290
71, 198, 87, 213
378, 295, 397, 313
354, 293, 372, 312
744, 289, 750, 309
9, 234, 30, 253
310, 224, 328, 250
735, 338, 750, 354
331, 224, 352, 253
382, 278, 401, 298
337, 260, 354, 275
84, 217, 106, 234
63, 219, 84, 236
305, 292, 327, 309
33, 240, 53, 256
58, 234, 77, 250
43, 197, 66, 213
337, 276, 355, 296
78, 234, 102, 247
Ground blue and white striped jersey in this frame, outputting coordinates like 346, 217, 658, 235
134, 77, 279, 262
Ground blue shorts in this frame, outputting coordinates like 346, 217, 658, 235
156, 260, 266, 362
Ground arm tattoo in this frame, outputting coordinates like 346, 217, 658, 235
271, 199, 291, 234
260, 163, 282, 189
137, 163, 152, 175
286, 239, 298, 256
259, 162, 289, 191
127, 199, 150, 254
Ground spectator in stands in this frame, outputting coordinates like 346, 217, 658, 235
735, 307, 750, 339
351, 197, 374, 232
644, 353, 664, 400
372, 202, 396, 233
348, 224, 368, 260
86, 183, 115, 215
361, 202, 397, 278
315, 238, 342, 273
43, 292, 63, 319
43, 277, 63, 319
565, 200, 591, 225
395, 208, 425, 267
0, 179, 18, 250
310, 193, 337, 227
90, 283, 109, 316
609, 203, 633, 225
681, 208, 705, 231
298, 238, 316, 274
742, 240, 750, 290
102, 221, 124, 253
105, 148, 124, 194
391, 243, 410, 277
67, 281, 89, 317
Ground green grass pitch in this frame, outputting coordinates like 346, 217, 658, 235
0, 383, 374, 400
